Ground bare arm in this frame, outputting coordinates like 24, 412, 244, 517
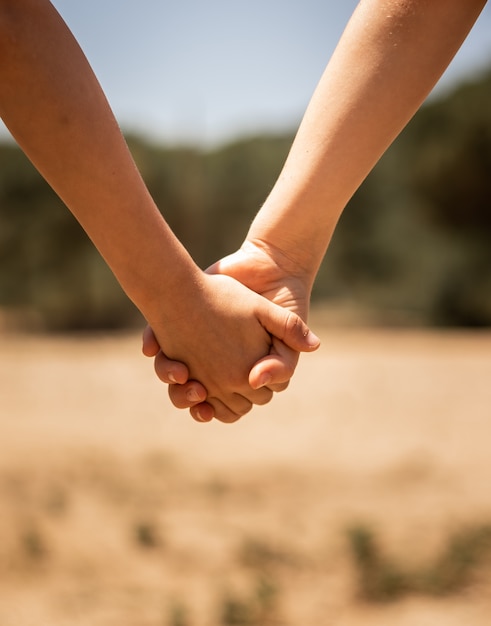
247, 0, 487, 287
0, 0, 193, 319
0, 0, 319, 422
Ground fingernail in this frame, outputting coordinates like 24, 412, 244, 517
186, 389, 202, 403
257, 373, 272, 388
168, 372, 177, 384
195, 410, 209, 423
305, 330, 320, 348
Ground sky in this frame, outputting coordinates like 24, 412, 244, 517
3, 1, 491, 147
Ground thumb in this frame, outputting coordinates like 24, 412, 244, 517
206, 249, 251, 282
249, 337, 299, 390
142, 324, 160, 357
257, 299, 320, 354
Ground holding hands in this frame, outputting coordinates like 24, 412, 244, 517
143, 242, 319, 423
3, 0, 484, 425
142, 0, 487, 422
0, 0, 319, 426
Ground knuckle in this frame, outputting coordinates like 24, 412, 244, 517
284, 311, 302, 338
168, 386, 190, 409
216, 414, 242, 424
269, 381, 290, 393
254, 389, 274, 406
154, 356, 169, 383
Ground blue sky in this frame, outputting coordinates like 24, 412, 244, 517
4, 1, 491, 146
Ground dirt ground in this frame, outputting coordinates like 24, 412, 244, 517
1, 316, 491, 625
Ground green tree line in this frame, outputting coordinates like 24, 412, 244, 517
1, 68, 490, 331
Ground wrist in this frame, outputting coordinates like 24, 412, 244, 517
246, 208, 332, 291
132, 248, 204, 329
236, 238, 314, 324
97, 197, 203, 327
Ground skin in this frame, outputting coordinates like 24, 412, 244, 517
0, 0, 320, 423
144, 240, 312, 421
145, 0, 487, 416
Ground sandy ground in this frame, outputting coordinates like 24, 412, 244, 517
1, 320, 491, 625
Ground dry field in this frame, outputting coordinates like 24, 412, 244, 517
1, 317, 491, 625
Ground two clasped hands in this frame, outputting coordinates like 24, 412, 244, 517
0, 1, 321, 426
1, 0, 484, 424
140, 0, 487, 423
141, 240, 321, 424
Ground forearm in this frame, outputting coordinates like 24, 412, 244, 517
0, 0, 199, 323
248, 0, 486, 287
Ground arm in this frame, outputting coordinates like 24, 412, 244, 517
0, 0, 319, 422
154, 0, 486, 411
246, 0, 487, 287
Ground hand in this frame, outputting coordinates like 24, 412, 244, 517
144, 269, 318, 423
143, 240, 317, 421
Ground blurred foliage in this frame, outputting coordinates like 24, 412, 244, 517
347, 523, 491, 602
219, 576, 281, 626
321, 67, 491, 326
0, 144, 141, 331
1, 68, 490, 331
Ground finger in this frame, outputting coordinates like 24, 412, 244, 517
168, 380, 208, 408
205, 396, 253, 424
257, 302, 320, 354
249, 337, 299, 390
154, 350, 192, 385
197, 386, 272, 423
142, 325, 160, 357
265, 380, 289, 393
188, 394, 254, 424
205, 250, 239, 276
190, 402, 215, 423
251, 386, 274, 405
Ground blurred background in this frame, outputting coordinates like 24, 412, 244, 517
0, 0, 490, 331
1, 4, 491, 626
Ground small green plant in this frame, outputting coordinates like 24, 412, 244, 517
220, 593, 256, 626
21, 525, 48, 561
347, 523, 491, 602
133, 520, 161, 549
347, 525, 409, 602
168, 600, 191, 626
254, 575, 281, 624
419, 524, 491, 595
219, 576, 281, 626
